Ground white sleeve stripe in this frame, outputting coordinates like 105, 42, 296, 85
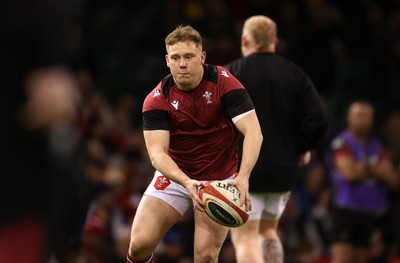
232, 109, 255, 123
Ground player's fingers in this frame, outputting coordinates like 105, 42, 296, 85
189, 180, 205, 208
193, 199, 205, 212
193, 202, 203, 212
197, 196, 205, 207
245, 194, 251, 211
239, 187, 246, 207
193, 191, 205, 207
228, 179, 247, 208
197, 205, 205, 212
227, 180, 235, 186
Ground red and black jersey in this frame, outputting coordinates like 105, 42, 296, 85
142, 64, 254, 180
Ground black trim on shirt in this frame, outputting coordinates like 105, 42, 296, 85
203, 64, 218, 84
160, 65, 218, 98
222, 89, 255, 119
161, 75, 173, 97
143, 109, 170, 130
161, 64, 218, 98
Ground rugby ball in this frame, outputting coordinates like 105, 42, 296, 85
199, 181, 249, 227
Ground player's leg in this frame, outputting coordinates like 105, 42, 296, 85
353, 212, 377, 263
258, 192, 290, 263
230, 219, 264, 263
128, 172, 191, 263
231, 192, 290, 263
193, 209, 230, 263
128, 196, 181, 262
331, 208, 356, 263
230, 193, 264, 263
259, 219, 283, 263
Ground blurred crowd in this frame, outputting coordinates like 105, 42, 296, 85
2, 0, 400, 263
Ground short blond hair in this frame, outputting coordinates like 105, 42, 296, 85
243, 15, 277, 51
165, 25, 203, 49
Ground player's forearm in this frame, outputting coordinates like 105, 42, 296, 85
340, 163, 369, 182
370, 163, 400, 188
149, 152, 191, 186
239, 129, 263, 177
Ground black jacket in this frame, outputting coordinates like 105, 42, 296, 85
225, 53, 328, 192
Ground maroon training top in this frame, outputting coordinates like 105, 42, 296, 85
142, 64, 254, 180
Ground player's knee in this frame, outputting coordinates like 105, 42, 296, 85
231, 230, 257, 247
261, 228, 279, 240
128, 238, 153, 259
194, 248, 218, 263
259, 220, 280, 240
231, 235, 255, 252
235, 242, 261, 262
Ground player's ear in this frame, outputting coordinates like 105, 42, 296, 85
165, 55, 170, 67
201, 51, 206, 65
241, 35, 248, 47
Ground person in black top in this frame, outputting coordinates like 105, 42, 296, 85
225, 15, 328, 263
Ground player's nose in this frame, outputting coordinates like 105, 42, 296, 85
179, 58, 187, 68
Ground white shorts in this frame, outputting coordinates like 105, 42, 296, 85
248, 192, 291, 221
144, 171, 235, 216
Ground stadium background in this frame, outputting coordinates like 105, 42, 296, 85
3, 0, 400, 262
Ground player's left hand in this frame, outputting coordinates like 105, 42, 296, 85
183, 179, 205, 212
227, 174, 251, 212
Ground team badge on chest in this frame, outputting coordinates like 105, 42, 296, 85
203, 91, 213, 104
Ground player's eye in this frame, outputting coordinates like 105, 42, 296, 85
171, 56, 179, 61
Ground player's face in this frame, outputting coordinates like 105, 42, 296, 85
166, 41, 206, 91
347, 103, 374, 137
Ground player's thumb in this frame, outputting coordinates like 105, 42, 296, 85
195, 181, 203, 188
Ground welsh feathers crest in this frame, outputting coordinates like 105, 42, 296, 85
203, 91, 213, 104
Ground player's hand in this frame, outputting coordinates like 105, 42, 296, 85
299, 151, 311, 166
183, 179, 205, 212
227, 175, 251, 212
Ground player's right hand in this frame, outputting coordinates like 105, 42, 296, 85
183, 179, 205, 212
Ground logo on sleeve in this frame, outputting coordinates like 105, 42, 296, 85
153, 89, 161, 97
221, 70, 229, 78
171, 100, 179, 110
202, 91, 213, 104
332, 137, 344, 150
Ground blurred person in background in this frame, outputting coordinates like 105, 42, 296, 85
0, 1, 82, 262
327, 101, 399, 263
225, 15, 328, 263
295, 162, 332, 261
